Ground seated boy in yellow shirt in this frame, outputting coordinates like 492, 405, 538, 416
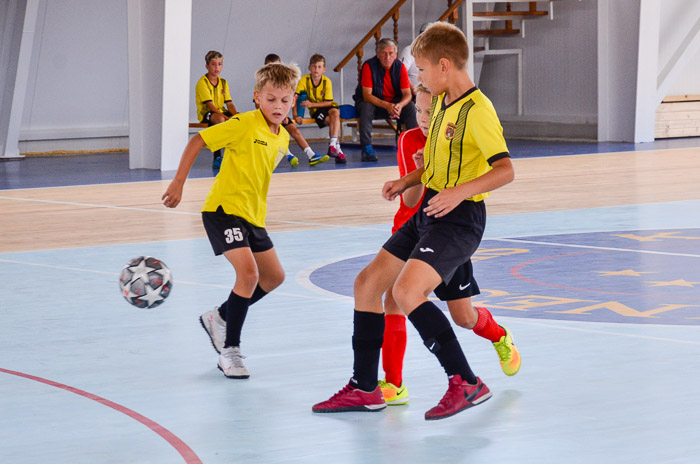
293, 54, 346, 164
195, 50, 238, 169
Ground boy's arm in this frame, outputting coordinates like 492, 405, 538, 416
162, 134, 206, 208
226, 101, 237, 115
205, 101, 226, 117
382, 167, 424, 201
401, 147, 425, 208
423, 157, 514, 218
302, 100, 334, 109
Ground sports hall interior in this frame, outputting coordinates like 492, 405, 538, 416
2, 1, 700, 463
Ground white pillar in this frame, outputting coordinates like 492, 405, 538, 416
634, 0, 660, 143
597, 0, 641, 142
0, 0, 39, 159
127, 0, 191, 170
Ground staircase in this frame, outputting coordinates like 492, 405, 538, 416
333, 0, 560, 118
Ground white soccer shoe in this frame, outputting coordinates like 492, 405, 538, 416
200, 307, 226, 354
218, 346, 250, 379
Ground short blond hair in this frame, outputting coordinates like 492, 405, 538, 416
255, 62, 301, 92
411, 22, 468, 70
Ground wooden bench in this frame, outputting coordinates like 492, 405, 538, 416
297, 117, 400, 142
190, 118, 400, 143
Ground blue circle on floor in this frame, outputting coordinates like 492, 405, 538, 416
309, 229, 700, 326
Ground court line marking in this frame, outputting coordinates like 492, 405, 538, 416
0, 367, 202, 464
0, 195, 388, 230
496, 237, 700, 258
0, 258, 341, 302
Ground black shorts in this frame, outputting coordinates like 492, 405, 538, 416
201, 110, 233, 126
312, 107, 334, 128
383, 188, 486, 285
201, 206, 273, 255
433, 260, 480, 301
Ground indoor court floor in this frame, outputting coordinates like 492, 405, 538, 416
2, 138, 700, 463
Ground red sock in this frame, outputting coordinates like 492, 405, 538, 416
382, 314, 406, 386
473, 307, 506, 343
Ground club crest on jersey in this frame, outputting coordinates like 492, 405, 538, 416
444, 122, 457, 140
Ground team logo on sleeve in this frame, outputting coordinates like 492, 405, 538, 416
444, 122, 457, 140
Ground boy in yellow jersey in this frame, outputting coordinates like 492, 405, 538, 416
293, 54, 347, 164
378, 84, 520, 408
314, 22, 516, 420
163, 61, 301, 379
195, 50, 238, 169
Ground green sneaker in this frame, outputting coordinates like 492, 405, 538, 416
493, 325, 521, 376
379, 379, 409, 405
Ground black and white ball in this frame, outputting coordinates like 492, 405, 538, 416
119, 256, 172, 309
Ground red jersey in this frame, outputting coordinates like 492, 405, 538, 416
392, 127, 427, 234
360, 61, 411, 102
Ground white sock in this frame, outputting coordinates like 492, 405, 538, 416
286, 150, 295, 159
304, 147, 315, 159
330, 136, 338, 148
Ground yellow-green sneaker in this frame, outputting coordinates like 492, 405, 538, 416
286, 153, 299, 167
379, 379, 409, 405
493, 325, 521, 376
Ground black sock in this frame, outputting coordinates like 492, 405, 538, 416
250, 284, 268, 305
218, 285, 268, 321
407, 301, 477, 384
351, 310, 385, 392
224, 292, 251, 348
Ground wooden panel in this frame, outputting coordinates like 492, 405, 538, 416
662, 94, 700, 103
656, 101, 700, 138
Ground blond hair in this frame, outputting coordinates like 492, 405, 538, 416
411, 22, 469, 70
255, 62, 301, 92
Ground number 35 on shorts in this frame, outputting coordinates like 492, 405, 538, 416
224, 227, 243, 243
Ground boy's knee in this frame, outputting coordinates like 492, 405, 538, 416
391, 279, 416, 310
236, 268, 260, 295
354, 265, 383, 297
265, 269, 285, 290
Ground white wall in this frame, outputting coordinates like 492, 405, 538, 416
660, 0, 700, 96
11, 0, 700, 149
21, 0, 129, 140
478, 0, 598, 127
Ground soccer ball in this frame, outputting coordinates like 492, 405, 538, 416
118, 256, 172, 309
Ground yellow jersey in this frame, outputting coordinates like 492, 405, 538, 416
195, 74, 232, 122
200, 109, 289, 227
295, 74, 338, 116
421, 88, 509, 202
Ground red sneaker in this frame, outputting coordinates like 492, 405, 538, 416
313, 382, 386, 413
425, 375, 492, 420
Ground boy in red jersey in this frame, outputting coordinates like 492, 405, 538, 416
379, 84, 521, 407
